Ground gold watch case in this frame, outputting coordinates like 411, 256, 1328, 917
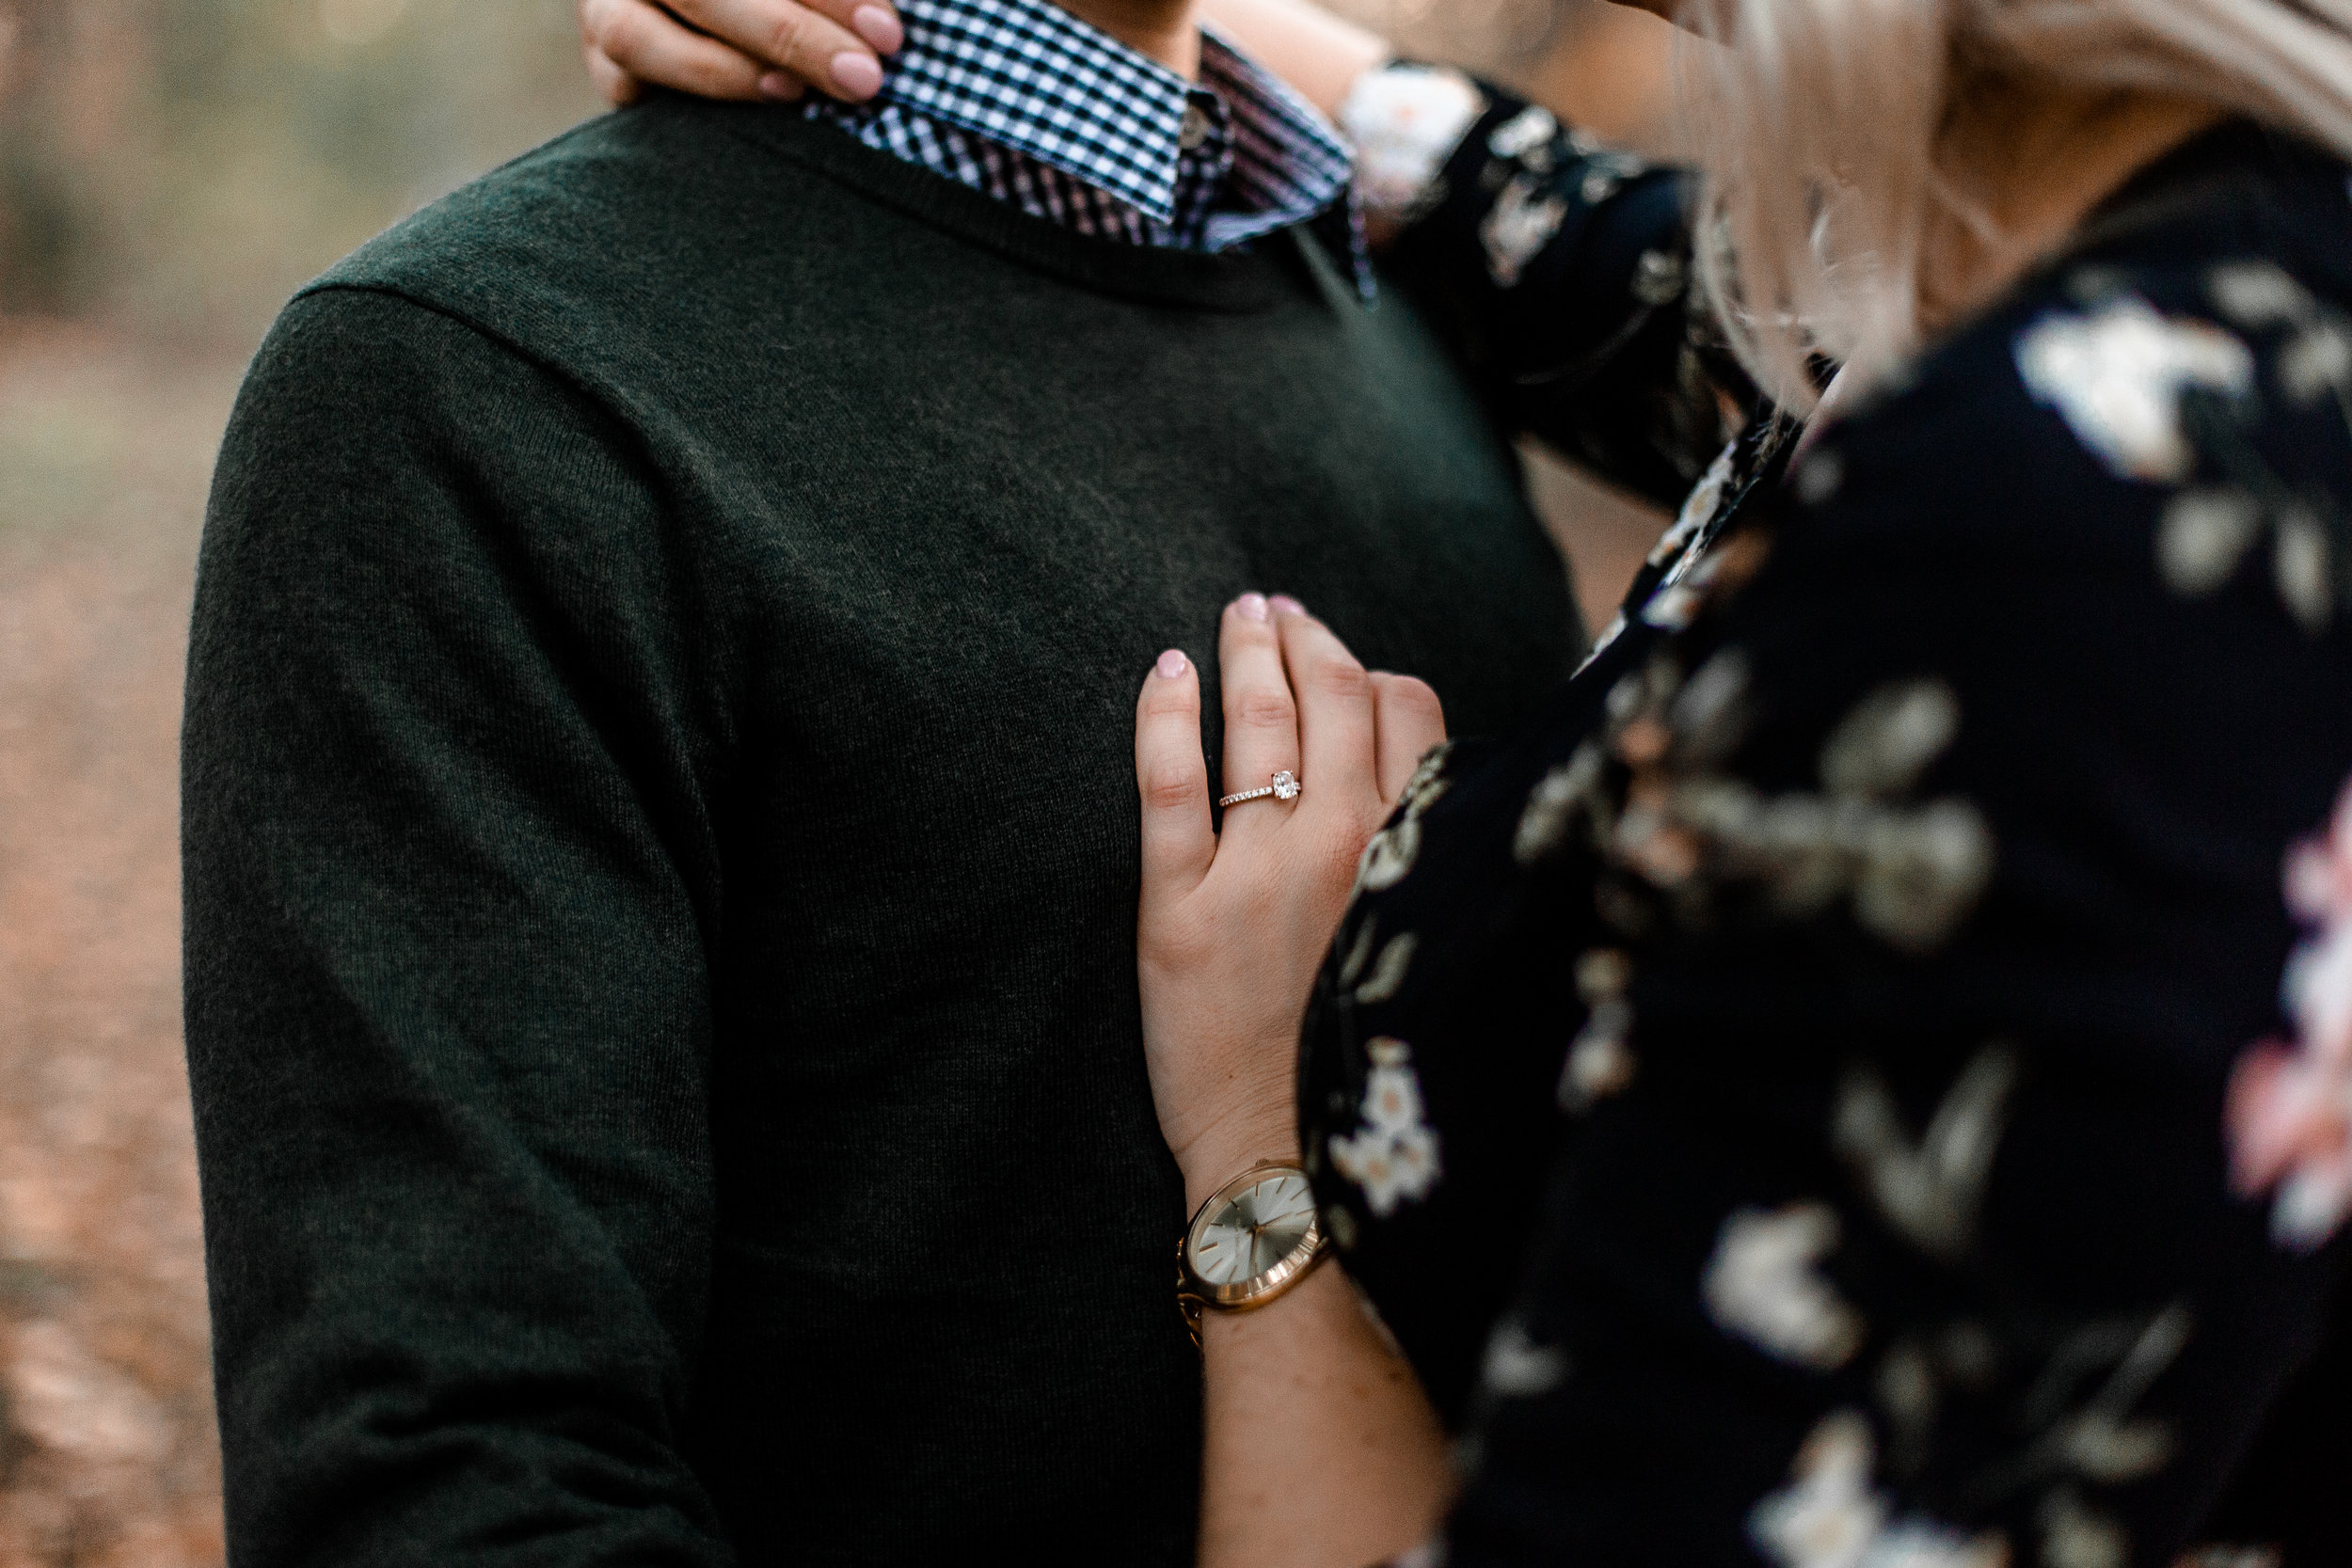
1177, 1163, 1328, 1337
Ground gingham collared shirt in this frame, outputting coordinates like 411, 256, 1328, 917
805, 0, 1374, 295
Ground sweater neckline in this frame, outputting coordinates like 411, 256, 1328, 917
692, 97, 1297, 314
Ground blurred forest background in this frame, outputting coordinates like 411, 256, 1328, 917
0, 1, 1670, 1561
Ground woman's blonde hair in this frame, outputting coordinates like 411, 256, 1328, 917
1683, 0, 2352, 409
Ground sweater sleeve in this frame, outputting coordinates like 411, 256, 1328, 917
183, 287, 736, 1566
1377, 77, 1754, 510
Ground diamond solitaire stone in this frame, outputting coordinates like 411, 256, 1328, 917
1272, 770, 1300, 800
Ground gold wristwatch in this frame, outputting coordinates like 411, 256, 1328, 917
1176, 1163, 1330, 1345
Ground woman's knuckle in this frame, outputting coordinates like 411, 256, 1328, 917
1323, 808, 1375, 854
1142, 769, 1201, 812
1139, 914, 1210, 968
1234, 689, 1295, 730
1391, 675, 1442, 715
765, 8, 816, 60
1321, 837, 1369, 891
596, 1, 644, 55
1139, 685, 1194, 722
1308, 659, 1371, 701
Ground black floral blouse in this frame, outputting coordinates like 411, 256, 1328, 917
1307, 104, 2352, 1567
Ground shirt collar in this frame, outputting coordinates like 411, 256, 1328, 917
880, 0, 1358, 243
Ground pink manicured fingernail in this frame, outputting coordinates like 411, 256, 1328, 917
1269, 594, 1305, 615
851, 5, 904, 53
757, 71, 803, 101
1236, 593, 1270, 622
1156, 649, 1188, 678
830, 51, 883, 99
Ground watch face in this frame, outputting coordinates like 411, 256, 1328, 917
1189, 1170, 1317, 1288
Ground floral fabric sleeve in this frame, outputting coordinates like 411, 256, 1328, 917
1434, 236, 2352, 1564
1297, 146, 2352, 1564
1342, 68, 1751, 509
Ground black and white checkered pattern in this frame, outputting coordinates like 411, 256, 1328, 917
806, 0, 1370, 293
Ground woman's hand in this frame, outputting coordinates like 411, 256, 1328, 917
580, 0, 904, 107
1135, 594, 1445, 1212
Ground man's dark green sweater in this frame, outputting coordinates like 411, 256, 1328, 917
183, 95, 1575, 1566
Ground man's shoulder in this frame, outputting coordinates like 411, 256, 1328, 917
296, 97, 875, 356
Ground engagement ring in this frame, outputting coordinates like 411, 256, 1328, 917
1218, 771, 1302, 809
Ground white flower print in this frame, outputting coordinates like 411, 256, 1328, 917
2208, 261, 2352, 416
1339, 64, 1486, 224
1399, 747, 1453, 816
1327, 1123, 1439, 1218
2014, 297, 2254, 483
1704, 1204, 1866, 1371
1599, 660, 1995, 953
1486, 103, 1558, 161
1352, 745, 1454, 895
1818, 681, 1960, 800
1480, 174, 1568, 288
1327, 1037, 1443, 1216
2208, 261, 2312, 330
1631, 246, 1686, 306
2274, 514, 2334, 629
2227, 777, 2352, 1248
1833, 1047, 2018, 1262
2157, 487, 2336, 633
2135, 261, 2352, 633
1515, 741, 1605, 866
1479, 1317, 1569, 1399
1558, 945, 1637, 1112
1356, 815, 1422, 892
2039, 1488, 2128, 1568
1362, 1064, 1425, 1132
1336, 920, 1419, 1006
2156, 488, 2265, 595
1750, 1412, 2008, 1568
1350, 932, 1418, 1006
2283, 324, 2352, 404
1557, 1014, 1635, 1113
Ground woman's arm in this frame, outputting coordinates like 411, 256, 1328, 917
1132, 599, 1455, 1567
1197, 1266, 1452, 1565
1373, 81, 1752, 507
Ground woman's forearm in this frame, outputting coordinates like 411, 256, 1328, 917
1198, 1262, 1455, 1568
1195, 0, 1391, 119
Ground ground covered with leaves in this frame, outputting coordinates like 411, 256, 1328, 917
0, 325, 238, 1567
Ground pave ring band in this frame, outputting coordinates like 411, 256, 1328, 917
1218, 770, 1302, 809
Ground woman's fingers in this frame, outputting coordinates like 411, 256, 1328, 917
1136, 650, 1216, 900
1217, 594, 1304, 809
1371, 672, 1446, 805
580, 0, 901, 105
1272, 598, 1378, 814
583, 34, 650, 106
651, 0, 898, 101
581, 0, 774, 102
